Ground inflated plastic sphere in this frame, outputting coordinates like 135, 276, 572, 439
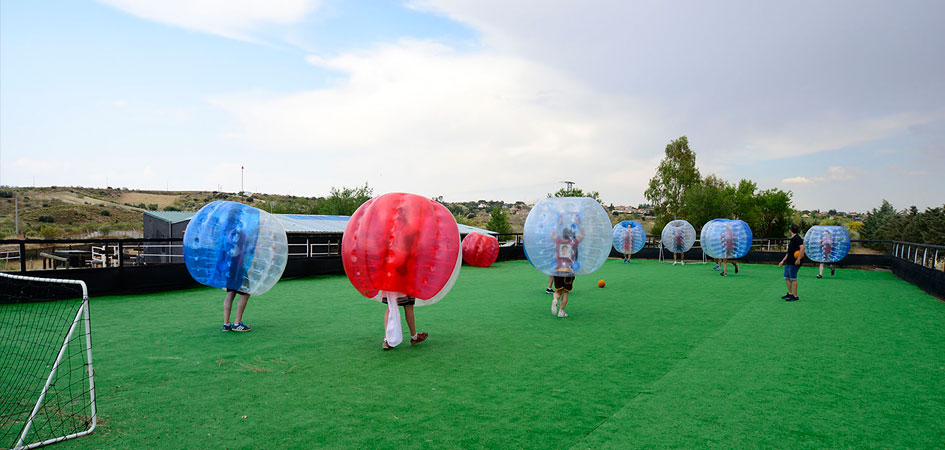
661, 220, 696, 253
803, 225, 851, 263
462, 232, 499, 267
342, 193, 461, 305
701, 219, 753, 260
523, 197, 611, 277
183, 201, 288, 296
612, 220, 646, 255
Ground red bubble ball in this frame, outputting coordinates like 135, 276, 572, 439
342, 193, 460, 301
461, 232, 499, 267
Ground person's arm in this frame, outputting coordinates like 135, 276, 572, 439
796, 244, 805, 265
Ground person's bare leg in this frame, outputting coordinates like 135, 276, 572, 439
791, 280, 798, 297
223, 291, 236, 324
785, 278, 791, 293
819, 263, 824, 276
722, 260, 728, 275
234, 294, 250, 324
560, 291, 570, 311
404, 305, 417, 336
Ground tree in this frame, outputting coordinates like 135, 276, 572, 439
549, 187, 603, 204
754, 188, 793, 237
317, 183, 373, 215
645, 136, 701, 222
860, 200, 897, 240
485, 206, 513, 235
677, 174, 734, 232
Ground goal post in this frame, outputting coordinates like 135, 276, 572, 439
0, 273, 96, 450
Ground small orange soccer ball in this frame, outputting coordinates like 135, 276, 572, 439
597, 279, 606, 288
793, 251, 800, 259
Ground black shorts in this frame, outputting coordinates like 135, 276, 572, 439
553, 276, 574, 292
226, 289, 249, 296
381, 295, 416, 306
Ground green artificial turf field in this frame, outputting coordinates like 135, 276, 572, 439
10, 259, 945, 449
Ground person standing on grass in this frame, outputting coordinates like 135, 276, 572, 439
720, 224, 739, 276
222, 289, 252, 332
778, 224, 805, 302
381, 293, 428, 350
551, 276, 574, 318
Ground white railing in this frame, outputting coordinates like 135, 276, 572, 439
892, 241, 945, 271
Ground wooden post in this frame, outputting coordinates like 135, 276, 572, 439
19, 242, 26, 273
118, 241, 124, 268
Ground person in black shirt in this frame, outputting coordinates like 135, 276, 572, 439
778, 224, 805, 301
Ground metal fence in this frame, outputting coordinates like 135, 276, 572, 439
892, 241, 945, 271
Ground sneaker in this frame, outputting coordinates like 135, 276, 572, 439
411, 332, 428, 345
713, 264, 720, 271
222, 323, 232, 332
785, 296, 799, 302
232, 322, 252, 332
672, 261, 678, 266
545, 287, 554, 294
382, 340, 393, 350
557, 309, 568, 318
830, 267, 836, 276
781, 293, 792, 300
720, 272, 726, 277
552, 298, 558, 315
816, 274, 823, 279
681, 261, 685, 266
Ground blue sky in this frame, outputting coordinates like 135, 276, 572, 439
1, 0, 942, 213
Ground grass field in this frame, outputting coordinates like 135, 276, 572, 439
17, 259, 945, 449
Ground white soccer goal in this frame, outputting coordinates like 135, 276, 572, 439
0, 273, 96, 450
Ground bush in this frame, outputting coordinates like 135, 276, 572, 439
137, 203, 146, 209
148, 203, 158, 210
100, 210, 111, 216
164, 206, 180, 211
38, 216, 55, 223
39, 225, 61, 239
0, 190, 12, 198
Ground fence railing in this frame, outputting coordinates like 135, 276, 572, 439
892, 241, 945, 271
2, 237, 941, 273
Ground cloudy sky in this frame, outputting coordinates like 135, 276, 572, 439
1, 0, 942, 212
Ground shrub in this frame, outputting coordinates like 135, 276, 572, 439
100, 210, 111, 216
0, 190, 13, 198
38, 216, 55, 223
148, 204, 158, 210
164, 206, 180, 211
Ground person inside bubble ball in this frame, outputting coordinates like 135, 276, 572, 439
621, 225, 634, 263
672, 228, 685, 266
222, 289, 252, 332
817, 229, 835, 279
552, 215, 585, 275
380, 293, 427, 350
720, 224, 739, 276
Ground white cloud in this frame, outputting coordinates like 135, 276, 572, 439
827, 166, 863, 181
782, 176, 815, 185
211, 39, 665, 202
97, 0, 321, 41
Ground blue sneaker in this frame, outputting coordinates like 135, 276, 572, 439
713, 264, 720, 271
232, 322, 252, 332
785, 296, 799, 302
222, 323, 232, 332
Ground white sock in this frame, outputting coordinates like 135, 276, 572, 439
411, 334, 418, 340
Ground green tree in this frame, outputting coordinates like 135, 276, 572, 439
754, 188, 793, 237
860, 200, 897, 240
645, 136, 701, 222
317, 183, 373, 215
549, 187, 603, 204
677, 174, 733, 232
485, 206, 513, 235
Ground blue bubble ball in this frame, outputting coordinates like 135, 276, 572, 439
661, 219, 696, 253
803, 225, 851, 263
183, 201, 288, 296
523, 197, 611, 277
613, 220, 646, 255
701, 219, 752, 260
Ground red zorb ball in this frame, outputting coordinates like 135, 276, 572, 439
342, 193, 461, 304
461, 232, 499, 267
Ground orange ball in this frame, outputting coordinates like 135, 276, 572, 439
793, 251, 800, 259
597, 279, 606, 288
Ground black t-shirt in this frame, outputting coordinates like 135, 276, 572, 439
786, 234, 803, 266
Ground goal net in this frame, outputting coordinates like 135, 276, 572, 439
0, 273, 96, 450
